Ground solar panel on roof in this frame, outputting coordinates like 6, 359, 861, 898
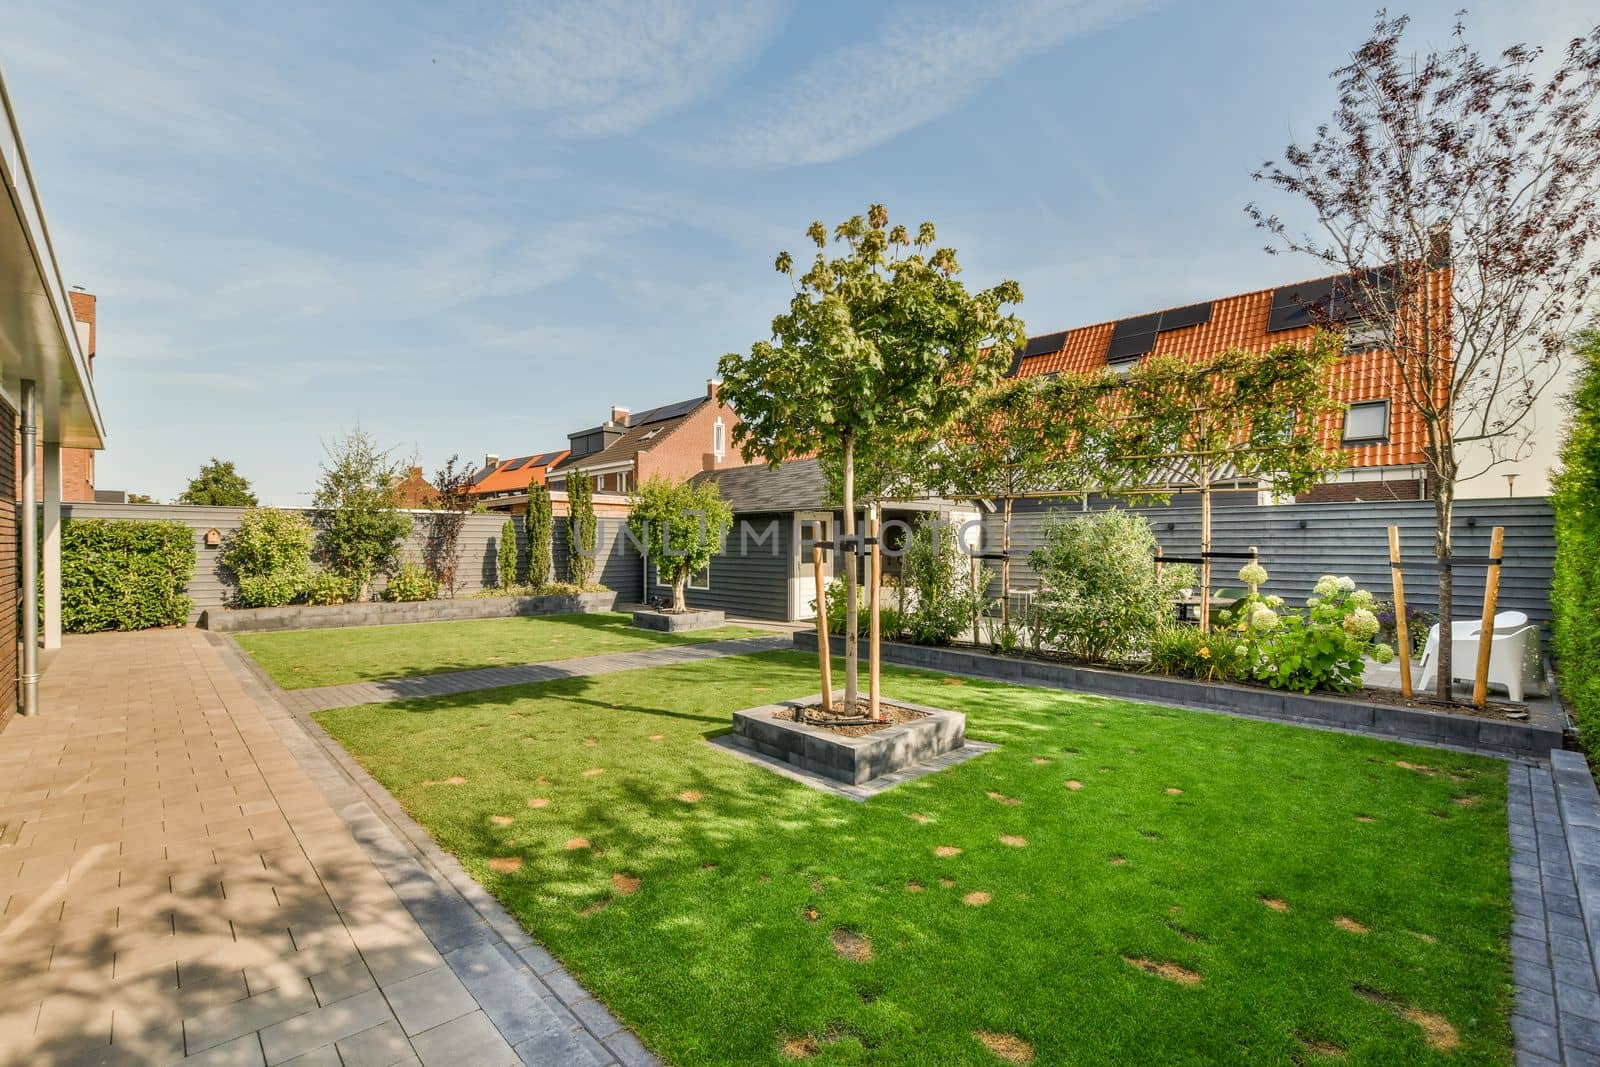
504, 456, 534, 471
636, 397, 703, 425
1266, 277, 1338, 332
1022, 330, 1068, 358
1157, 302, 1212, 332
1106, 313, 1161, 362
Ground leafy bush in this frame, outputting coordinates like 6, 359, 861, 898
221, 507, 312, 607
312, 427, 412, 599
383, 563, 438, 602
1147, 624, 1252, 683
306, 570, 357, 606
900, 518, 984, 645
527, 483, 553, 589
1225, 573, 1392, 693
62, 519, 195, 632
1555, 331, 1600, 739
497, 520, 519, 590
822, 578, 906, 639
1029, 509, 1187, 663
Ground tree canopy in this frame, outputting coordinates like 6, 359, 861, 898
627, 477, 733, 613
178, 458, 257, 507
311, 427, 411, 600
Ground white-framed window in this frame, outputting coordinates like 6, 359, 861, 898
712, 417, 726, 459
1342, 399, 1390, 444
689, 564, 711, 590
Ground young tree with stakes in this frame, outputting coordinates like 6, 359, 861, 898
627, 477, 733, 614
718, 205, 1025, 712
1248, 13, 1600, 700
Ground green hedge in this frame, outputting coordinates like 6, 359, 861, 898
62, 518, 195, 632
1554, 331, 1600, 740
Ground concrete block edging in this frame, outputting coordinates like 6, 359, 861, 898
793, 631, 1563, 757
201, 590, 619, 632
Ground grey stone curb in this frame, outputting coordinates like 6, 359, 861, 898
209, 632, 662, 1067
201, 590, 620, 632
795, 631, 1563, 757
280, 634, 792, 714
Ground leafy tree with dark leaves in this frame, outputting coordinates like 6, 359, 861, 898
422, 456, 477, 597
1249, 13, 1600, 699
178, 458, 257, 507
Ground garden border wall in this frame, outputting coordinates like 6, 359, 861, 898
201, 591, 619, 633
793, 631, 1564, 757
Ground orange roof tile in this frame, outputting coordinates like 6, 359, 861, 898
1012, 269, 1450, 468
469, 450, 570, 496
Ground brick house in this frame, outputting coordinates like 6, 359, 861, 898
468, 449, 569, 510
1011, 268, 1450, 502
392, 466, 439, 508
14, 288, 98, 503
546, 380, 741, 496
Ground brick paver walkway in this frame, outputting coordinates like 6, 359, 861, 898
0, 630, 650, 1066
275, 634, 791, 714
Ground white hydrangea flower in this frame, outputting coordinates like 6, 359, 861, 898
1312, 575, 1340, 597
1343, 608, 1379, 640
1372, 642, 1395, 665
1336, 576, 1357, 594
1265, 594, 1285, 608
1238, 562, 1269, 587
1248, 605, 1279, 632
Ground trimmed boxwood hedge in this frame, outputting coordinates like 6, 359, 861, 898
62, 518, 195, 632
1554, 330, 1600, 741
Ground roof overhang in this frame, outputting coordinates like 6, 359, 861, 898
0, 61, 104, 449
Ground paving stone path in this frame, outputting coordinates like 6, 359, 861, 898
274, 634, 792, 715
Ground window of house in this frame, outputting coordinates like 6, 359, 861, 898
689, 563, 711, 590
1342, 399, 1390, 444
616, 471, 629, 494
713, 418, 726, 459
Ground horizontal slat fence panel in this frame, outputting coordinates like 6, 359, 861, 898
981, 495, 1554, 624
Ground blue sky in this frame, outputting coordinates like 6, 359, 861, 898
3, 0, 1592, 504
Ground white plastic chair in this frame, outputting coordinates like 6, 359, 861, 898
1416, 613, 1542, 701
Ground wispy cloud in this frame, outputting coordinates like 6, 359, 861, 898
465, 0, 789, 137
700, 0, 1160, 167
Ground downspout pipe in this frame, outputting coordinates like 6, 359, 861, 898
19, 379, 38, 715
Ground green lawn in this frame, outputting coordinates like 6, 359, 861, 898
235, 612, 762, 689
316, 651, 1513, 1066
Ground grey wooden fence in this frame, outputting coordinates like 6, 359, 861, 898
979, 495, 1555, 624
58, 503, 644, 622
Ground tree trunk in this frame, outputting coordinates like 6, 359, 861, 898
672, 574, 687, 614
842, 435, 859, 710
1000, 496, 1012, 632
1433, 471, 1455, 702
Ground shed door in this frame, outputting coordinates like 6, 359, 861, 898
790, 512, 833, 620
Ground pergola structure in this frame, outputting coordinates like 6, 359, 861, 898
0, 59, 106, 726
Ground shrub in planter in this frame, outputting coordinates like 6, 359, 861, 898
1223, 572, 1393, 694
1029, 509, 1189, 663
1148, 624, 1252, 683
62, 518, 195, 632
383, 564, 438, 603
821, 577, 906, 639
221, 507, 312, 607
306, 570, 357, 606
901, 518, 984, 646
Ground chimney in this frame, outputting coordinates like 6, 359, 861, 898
610, 406, 630, 426
485, 453, 500, 469
409, 466, 422, 479
706, 378, 722, 400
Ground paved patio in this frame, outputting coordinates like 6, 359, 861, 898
0, 629, 651, 1066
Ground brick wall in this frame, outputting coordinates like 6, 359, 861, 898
1297, 478, 1427, 504
635, 388, 742, 483
0, 396, 17, 730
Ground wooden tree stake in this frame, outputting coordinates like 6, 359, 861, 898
812, 541, 832, 712
1388, 526, 1413, 699
868, 505, 881, 720
1473, 525, 1505, 709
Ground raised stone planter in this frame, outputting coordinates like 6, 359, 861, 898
730, 694, 967, 785
632, 608, 725, 633
200, 590, 618, 633
793, 630, 1565, 757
